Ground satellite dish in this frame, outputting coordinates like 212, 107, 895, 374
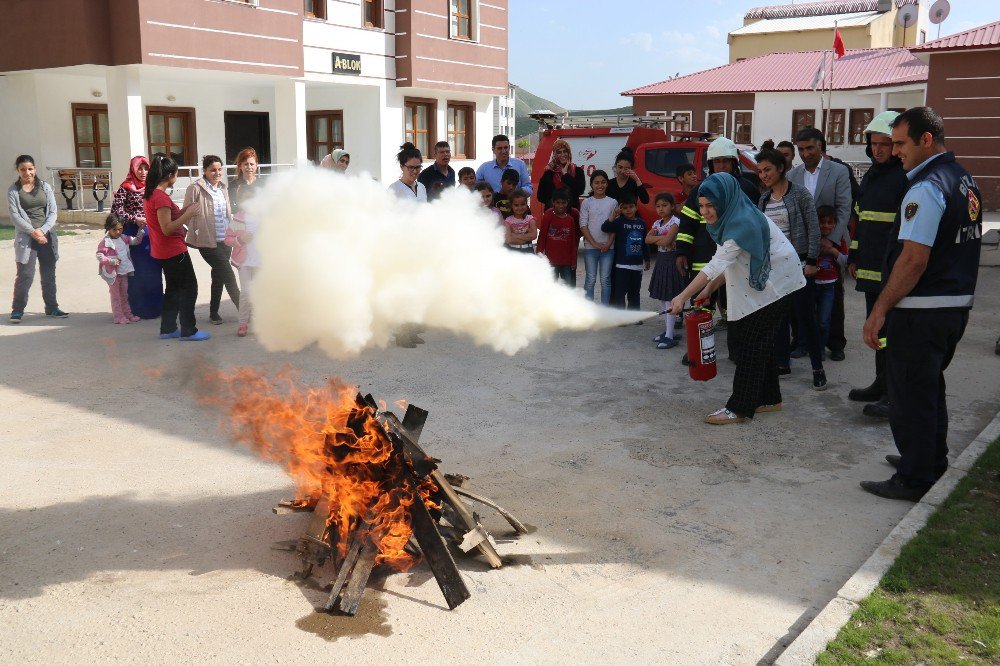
896, 5, 918, 28
929, 0, 950, 24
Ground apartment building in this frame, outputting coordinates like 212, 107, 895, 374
493, 82, 516, 138
0, 0, 509, 207
730, 0, 929, 62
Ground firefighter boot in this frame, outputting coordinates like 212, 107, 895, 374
863, 396, 890, 419
848, 379, 883, 402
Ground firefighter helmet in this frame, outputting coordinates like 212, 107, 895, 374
706, 137, 739, 160
865, 110, 900, 137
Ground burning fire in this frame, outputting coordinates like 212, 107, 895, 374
202, 367, 436, 570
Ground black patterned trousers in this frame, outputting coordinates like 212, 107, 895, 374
726, 295, 791, 417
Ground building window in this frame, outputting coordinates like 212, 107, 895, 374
823, 108, 846, 145
404, 99, 435, 158
791, 109, 816, 139
451, 0, 473, 40
72, 104, 111, 168
849, 108, 874, 145
147, 107, 196, 165
706, 111, 726, 136
671, 111, 691, 133
447, 103, 475, 159
732, 111, 752, 144
363, 0, 382, 28
306, 111, 344, 163
304, 0, 326, 19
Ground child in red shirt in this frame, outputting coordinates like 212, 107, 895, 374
816, 205, 849, 352
536, 189, 580, 286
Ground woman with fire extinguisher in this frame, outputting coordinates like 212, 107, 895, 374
668, 173, 805, 425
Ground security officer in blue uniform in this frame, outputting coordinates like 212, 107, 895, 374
860, 107, 982, 501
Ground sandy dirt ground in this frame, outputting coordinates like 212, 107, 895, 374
1, 230, 998, 665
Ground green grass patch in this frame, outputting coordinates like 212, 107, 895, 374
0, 227, 77, 241
817, 437, 999, 664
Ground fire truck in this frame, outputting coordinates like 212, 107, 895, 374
527, 112, 759, 223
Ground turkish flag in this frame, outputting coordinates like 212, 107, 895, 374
833, 28, 846, 58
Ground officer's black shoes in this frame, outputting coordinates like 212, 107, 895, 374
849, 381, 883, 402
680, 353, 691, 366
828, 349, 846, 361
863, 396, 890, 419
884, 455, 947, 480
860, 477, 931, 502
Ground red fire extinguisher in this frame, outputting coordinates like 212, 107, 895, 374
684, 308, 717, 381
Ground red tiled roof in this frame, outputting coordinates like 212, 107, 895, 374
744, 0, 913, 20
911, 21, 1000, 52
622, 47, 927, 96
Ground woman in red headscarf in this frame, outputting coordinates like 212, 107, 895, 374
537, 138, 585, 210
111, 155, 163, 318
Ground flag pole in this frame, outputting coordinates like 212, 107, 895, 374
826, 21, 838, 140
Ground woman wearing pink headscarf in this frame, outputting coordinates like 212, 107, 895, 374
537, 138, 585, 209
111, 155, 163, 318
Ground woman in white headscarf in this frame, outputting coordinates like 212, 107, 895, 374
319, 149, 350, 173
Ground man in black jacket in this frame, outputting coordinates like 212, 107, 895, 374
847, 111, 909, 419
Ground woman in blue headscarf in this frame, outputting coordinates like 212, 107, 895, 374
669, 172, 806, 424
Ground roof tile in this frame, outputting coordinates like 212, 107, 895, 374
744, 0, 913, 20
623, 47, 927, 96
911, 21, 1000, 51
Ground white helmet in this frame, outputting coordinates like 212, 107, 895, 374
865, 110, 899, 137
707, 137, 739, 160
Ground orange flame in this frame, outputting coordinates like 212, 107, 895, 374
201, 367, 435, 570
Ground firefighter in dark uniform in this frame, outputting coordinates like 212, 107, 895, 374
860, 107, 982, 501
847, 111, 909, 419
675, 137, 758, 364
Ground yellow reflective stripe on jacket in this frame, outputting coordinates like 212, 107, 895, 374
854, 202, 861, 216
676, 233, 695, 244
680, 205, 703, 221
878, 337, 888, 350
858, 210, 896, 222
692, 262, 708, 271
856, 269, 881, 281
850, 240, 859, 250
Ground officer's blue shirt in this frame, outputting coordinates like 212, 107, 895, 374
898, 153, 947, 247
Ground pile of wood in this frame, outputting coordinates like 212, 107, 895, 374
273, 394, 527, 615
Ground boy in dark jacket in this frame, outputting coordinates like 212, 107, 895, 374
602, 193, 650, 310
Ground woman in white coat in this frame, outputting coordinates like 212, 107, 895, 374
670, 173, 806, 424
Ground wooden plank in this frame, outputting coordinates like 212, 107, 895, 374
401, 404, 429, 442
453, 486, 529, 535
322, 538, 364, 612
431, 470, 503, 569
409, 496, 471, 610
337, 543, 378, 616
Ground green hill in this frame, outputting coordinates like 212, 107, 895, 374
513, 86, 633, 139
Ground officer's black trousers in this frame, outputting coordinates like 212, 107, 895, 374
886, 308, 968, 486
864, 291, 886, 391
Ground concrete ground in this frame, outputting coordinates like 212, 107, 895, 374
1, 230, 998, 665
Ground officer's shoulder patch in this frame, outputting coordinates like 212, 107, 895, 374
904, 201, 919, 221
968, 190, 981, 221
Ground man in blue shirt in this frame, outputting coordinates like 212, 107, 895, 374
475, 135, 532, 195
860, 107, 982, 502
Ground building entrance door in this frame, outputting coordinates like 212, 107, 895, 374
224, 112, 271, 164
